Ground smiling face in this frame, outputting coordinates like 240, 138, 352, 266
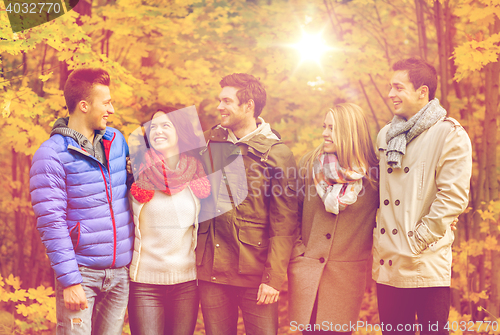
87, 84, 114, 131
149, 111, 179, 157
217, 86, 252, 133
322, 112, 336, 154
388, 70, 428, 120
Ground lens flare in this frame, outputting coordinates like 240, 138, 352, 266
292, 32, 333, 65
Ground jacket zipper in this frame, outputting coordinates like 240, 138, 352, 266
100, 132, 117, 267
68, 132, 118, 267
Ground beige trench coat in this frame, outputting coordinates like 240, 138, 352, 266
288, 153, 379, 327
373, 117, 472, 288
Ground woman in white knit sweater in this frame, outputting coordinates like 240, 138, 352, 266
128, 106, 211, 335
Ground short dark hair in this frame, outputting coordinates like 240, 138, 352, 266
64, 68, 110, 114
392, 58, 438, 101
143, 105, 198, 156
219, 73, 267, 118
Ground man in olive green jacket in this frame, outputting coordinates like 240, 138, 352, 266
196, 73, 298, 335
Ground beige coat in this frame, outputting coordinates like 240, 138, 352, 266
372, 117, 472, 288
288, 154, 379, 327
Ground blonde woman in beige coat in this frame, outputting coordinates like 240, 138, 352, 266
288, 103, 379, 335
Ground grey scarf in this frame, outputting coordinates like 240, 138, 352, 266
386, 98, 446, 168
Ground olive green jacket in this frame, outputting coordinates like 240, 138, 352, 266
196, 120, 298, 290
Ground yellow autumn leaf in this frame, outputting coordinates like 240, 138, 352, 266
484, 236, 500, 251
0, 287, 9, 302
5, 274, 21, 290
468, 6, 495, 22
480, 210, 496, 221
7, 289, 27, 302
38, 72, 53, 82
27, 285, 55, 302
2, 99, 11, 117
16, 304, 30, 317
487, 199, 500, 213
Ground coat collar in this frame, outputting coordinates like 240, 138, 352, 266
206, 118, 281, 154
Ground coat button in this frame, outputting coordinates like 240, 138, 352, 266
381, 228, 385, 234
404, 167, 409, 173
216, 244, 220, 248
258, 242, 261, 246
392, 229, 398, 235
384, 199, 389, 206
389, 260, 393, 266
408, 231, 414, 237
380, 259, 384, 265
395, 200, 400, 206
212, 277, 216, 281
388, 168, 393, 174
319, 257, 325, 263
326, 233, 332, 239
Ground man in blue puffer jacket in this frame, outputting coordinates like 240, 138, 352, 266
29, 68, 134, 335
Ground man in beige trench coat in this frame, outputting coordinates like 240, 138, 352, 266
372, 57, 472, 334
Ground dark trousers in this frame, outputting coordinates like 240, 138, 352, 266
199, 280, 279, 335
376, 284, 450, 335
128, 280, 199, 335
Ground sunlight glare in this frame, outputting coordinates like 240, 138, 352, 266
293, 32, 333, 65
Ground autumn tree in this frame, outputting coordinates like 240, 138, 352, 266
1, 0, 500, 332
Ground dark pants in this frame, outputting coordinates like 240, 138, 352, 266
199, 280, 279, 335
128, 280, 199, 335
376, 284, 450, 335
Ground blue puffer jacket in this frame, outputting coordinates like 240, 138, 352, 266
30, 127, 134, 288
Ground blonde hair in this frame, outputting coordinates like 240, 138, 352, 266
303, 103, 378, 183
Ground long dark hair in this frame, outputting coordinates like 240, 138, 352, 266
132, 105, 202, 175
142, 105, 198, 155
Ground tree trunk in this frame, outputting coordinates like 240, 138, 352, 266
446, 6, 462, 99
434, 0, 449, 110
484, 15, 500, 318
12, 149, 27, 284
359, 79, 381, 132
369, 74, 394, 117
415, 0, 428, 60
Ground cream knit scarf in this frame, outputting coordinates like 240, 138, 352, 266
386, 98, 446, 168
313, 153, 365, 215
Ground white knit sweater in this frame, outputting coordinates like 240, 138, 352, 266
129, 187, 200, 285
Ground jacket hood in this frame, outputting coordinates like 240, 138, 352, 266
51, 117, 106, 146
228, 117, 280, 143
207, 117, 281, 154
